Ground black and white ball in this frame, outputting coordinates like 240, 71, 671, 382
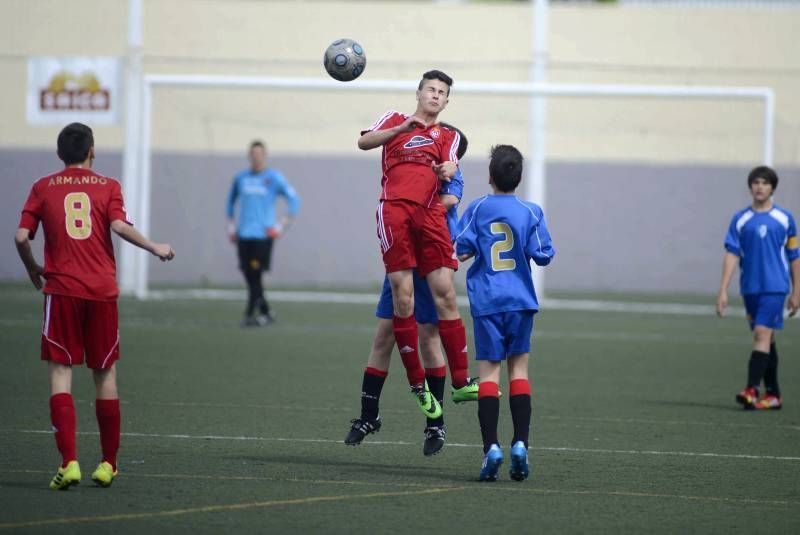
323, 39, 366, 82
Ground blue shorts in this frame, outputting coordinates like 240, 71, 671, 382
743, 293, 785, 330
375, 271, 438, 325
473, 310, 536, 361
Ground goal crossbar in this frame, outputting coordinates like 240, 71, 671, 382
120, 75, 775, 299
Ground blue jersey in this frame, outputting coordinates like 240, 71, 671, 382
455, 194, 555, 317
724, 204, 799, 295
439, 169, 464, 239
226, 168, 300, 240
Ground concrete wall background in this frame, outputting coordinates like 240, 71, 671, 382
2, 1, 799, 293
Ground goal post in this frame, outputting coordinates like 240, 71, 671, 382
119, 75, 775, 299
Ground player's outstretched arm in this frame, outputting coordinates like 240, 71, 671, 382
357, 115, 427, 150
111, 220, 175, 261
14, 228, 44, 290
716, 252, 738, 317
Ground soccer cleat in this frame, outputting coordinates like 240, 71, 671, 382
754, 394, 782, 411
91, 461, 118, 487
256, 312, 275, 326
49, 460, 81, 490
451, 377, 479, 404
735, 387, 759, 410
241, 316, 261, 328
423, 425, 446, 457
411, 382, 442, 419
344, 416, 381, 445
479, 444, 504, 482
509, 441, 530, 481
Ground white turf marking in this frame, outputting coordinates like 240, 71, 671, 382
13, 429, 800, 461
146, 289, 753, 317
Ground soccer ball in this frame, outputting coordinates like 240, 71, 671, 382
323, 39, 366, 82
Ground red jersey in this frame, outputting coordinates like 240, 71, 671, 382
18, 167, 132, 301
363, 110, 460, 207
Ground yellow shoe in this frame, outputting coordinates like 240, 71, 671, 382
49, 460, 81, 490
91, 461, 118, 487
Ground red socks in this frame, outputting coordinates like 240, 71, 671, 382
393, 315, 425, 386
438, 318, 470, 388
510, 379, 532, 397
50, 393, 77, 468
96, 399, 121, 471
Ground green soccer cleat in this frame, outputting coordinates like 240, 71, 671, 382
451, 377, 480, 404
49, 460, 81, 490
411, 381, 442, 419
91, 461, 118, 488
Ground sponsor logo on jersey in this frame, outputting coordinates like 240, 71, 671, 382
403, 135, 434, 149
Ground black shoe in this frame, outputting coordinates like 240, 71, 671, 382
423, 425, 446, 456
344, 417, 381, 445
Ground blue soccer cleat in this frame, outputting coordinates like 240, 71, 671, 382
479, 444, 504, 482
509, 441, 530, 481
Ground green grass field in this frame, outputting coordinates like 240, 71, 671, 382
0, 283, 798, 533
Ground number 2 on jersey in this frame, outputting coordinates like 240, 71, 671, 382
64, 192, 92, 240
490, 222, 516, 271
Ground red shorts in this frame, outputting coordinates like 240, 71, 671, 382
376, 200, 458, 277
41, 294, 120, 369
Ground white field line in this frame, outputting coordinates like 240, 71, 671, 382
12, 429, 800, 461
146, 289, 754, 317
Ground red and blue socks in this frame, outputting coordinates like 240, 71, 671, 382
509, 379, 532, 448
477, 382, 500, 453
425, 366, 447, 428
393, 315, 425, 386
96, 398, 121, 471
50, 393, 77, 468
361, 367, 388, 421
438, 318, 470, 389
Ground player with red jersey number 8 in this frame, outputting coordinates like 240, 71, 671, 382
14, 123, 175, 490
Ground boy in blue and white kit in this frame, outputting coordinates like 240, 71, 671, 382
455, 145, 555, 481
717, 166, 799, 410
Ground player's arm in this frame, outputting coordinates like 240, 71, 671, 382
454, 202, 478, 262
111, 220, 175, 261
717, 216, 742, 318
270, 175, 301, 238
226, 177, 239, 243
440, 194, 459, 211
438, 168, 464, 208
786, 223, 799, 316
14, 228, 44, 290
357, 115, 427, 151
526, 208, 555, 267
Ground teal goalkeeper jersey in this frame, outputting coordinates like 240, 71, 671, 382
226, 168, 300, 240
455, 194, 555, 317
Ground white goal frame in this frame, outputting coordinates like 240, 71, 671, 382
120, 75, 775, 299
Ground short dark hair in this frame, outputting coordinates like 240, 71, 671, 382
439, 122, 468, 159
747, 165, 778, 190
489, 145, 524, 193
249, 140, 266, 151
57, 122, 94, 165
418, 70, 453, 95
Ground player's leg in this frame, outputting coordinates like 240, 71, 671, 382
86, 299, 122, 486
473, 314, 504, 481
754, 294, 785, 410
418, 322, 447, 456
507, 310, 533, 482
738, 294, 779, 409
238, 240, 262, 326
42, 294, 83, 489
345, 315, 393, 445
255, 238, 275, 323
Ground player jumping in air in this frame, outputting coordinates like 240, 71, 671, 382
358, 70, 474, 420
14, 123, 175, 489
717, 166, 799, 410
345, 124, 473, 456
455, 145, 555, 482
226, 140, 301, 327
